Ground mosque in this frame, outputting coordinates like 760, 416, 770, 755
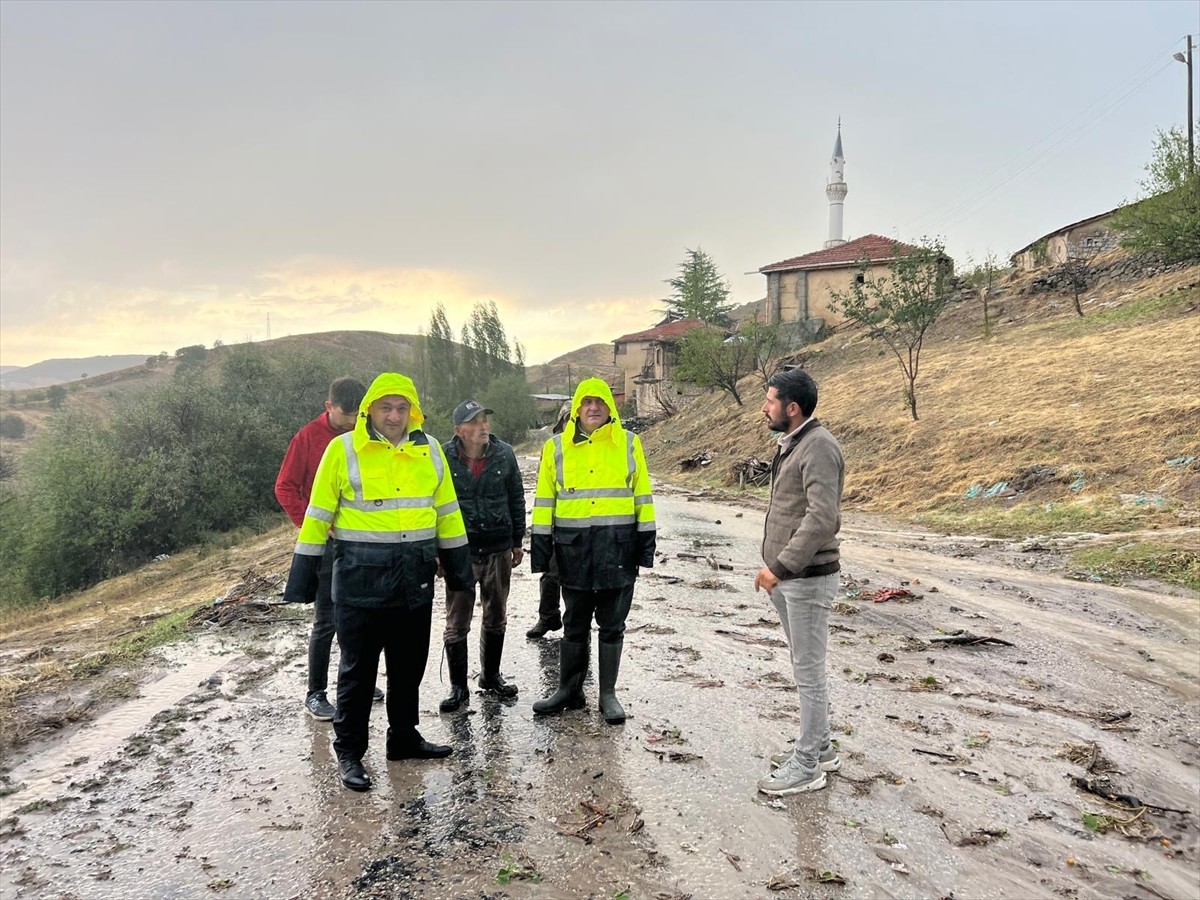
759, 124, 918, 329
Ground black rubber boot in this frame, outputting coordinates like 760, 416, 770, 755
526, 576, 563, 638
532, 640, 588, 715
478, 629, 518, 697
439, 640, 469, 713
598, 640, 626, 725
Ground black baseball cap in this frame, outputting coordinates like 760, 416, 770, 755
452, 400, 493, 426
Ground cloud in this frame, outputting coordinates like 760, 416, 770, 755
0, 257, 657, 367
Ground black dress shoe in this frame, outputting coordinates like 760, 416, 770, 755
386, 738, 453, 761
339, 758, 372, 792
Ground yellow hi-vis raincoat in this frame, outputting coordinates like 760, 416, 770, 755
530, 378, 656, 590
282, 373, 472, 609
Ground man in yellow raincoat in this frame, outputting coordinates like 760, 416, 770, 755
530, 378, 656, 724
284, 373, 473, 791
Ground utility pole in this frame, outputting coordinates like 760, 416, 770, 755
1174, 35, 1194, 177
566, 364, 573, 395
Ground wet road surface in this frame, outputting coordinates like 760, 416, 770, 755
1, 486, 1197, 899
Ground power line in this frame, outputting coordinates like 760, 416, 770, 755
923, 58, 1176, 238
899, 44, 1180, 238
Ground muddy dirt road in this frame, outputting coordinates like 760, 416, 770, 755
1, 482, 1197, 900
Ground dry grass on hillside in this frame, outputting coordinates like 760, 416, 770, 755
526, 342, 624, 394
642, 264, 1200, 535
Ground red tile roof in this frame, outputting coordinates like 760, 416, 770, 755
759, 234, 921, 273
612, 317, 710, 345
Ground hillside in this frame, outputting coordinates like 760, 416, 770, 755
525, 342, 624, 394
640, 258, 1200, 538
0, 331, 421, 452
0, 354, 150, 390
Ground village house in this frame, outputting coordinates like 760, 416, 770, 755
1010, 207, 1122, 271
611, 316, 709, 417
759, 233, 922, 326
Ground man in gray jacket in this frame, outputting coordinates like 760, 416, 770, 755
753, 368, 845, 796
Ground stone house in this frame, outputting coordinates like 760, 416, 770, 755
611, 317, 711, 417
759, 234, 922, 329
1010, 208, 1122, 271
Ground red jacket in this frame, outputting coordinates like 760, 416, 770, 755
275, 412, 341, 527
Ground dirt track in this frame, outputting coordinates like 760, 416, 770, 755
1, 481, 1197, 900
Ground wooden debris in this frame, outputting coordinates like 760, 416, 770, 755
928, 631, 1015, 647
644, 746, 703, 763
913, 748, 960, 761
714, 629, 787, 647
731, 456, 771, 487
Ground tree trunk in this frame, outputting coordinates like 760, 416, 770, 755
907, 379, 918, 421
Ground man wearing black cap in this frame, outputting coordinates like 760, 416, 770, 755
439, 400, 527, 712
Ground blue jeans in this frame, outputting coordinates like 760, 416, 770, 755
770, 573, 837, 774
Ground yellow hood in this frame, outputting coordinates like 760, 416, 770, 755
565, 377, 620, 441
356, 372, 425, 443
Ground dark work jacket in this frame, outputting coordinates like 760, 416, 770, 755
442, 436, 527, 558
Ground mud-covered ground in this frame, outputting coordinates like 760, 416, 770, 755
1, 478, 1198, 900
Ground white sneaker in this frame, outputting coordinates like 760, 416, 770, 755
758, 756, 827, 796
770, 745, 841, 773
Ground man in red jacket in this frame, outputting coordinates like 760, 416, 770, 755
275, 376, 379, 720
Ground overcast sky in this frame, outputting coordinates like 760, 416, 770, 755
1, 0, 1196, 367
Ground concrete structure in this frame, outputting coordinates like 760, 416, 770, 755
1010, 208, 1122, 271
759, 234, 921, 325
825, 123, 847, 248
611, 317, 710, 417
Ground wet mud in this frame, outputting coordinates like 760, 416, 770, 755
1, 479, 1197, 899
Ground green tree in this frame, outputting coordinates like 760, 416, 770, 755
672, 325, 754, 406
1111, 125, 1200, 263
829, 239, 952, 421
664, 248, 734, 324
0, 414, 26, 439
174, 344, 208, 374
481, 374, 536, 444
424, 304, 458, 413
47, 384, 67, 410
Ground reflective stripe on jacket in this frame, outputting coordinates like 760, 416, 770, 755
530, 377, 655, 589
283, 373, 471, 608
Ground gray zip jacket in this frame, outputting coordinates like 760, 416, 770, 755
761, 418, 845, 580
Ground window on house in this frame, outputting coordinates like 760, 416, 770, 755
855, 274, 865, 285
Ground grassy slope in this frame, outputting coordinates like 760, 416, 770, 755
642, 263, 1200, 538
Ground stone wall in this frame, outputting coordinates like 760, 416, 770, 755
1029, 254, 1193, 293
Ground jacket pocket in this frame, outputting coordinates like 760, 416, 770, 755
553, 529, 587, 586
333, 544, 402, 605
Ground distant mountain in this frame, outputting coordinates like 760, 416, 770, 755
0, 355, 150, 390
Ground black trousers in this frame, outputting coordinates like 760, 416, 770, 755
561, 584, 635, 645
332, 601, 432, 762
306, 543, 336, 695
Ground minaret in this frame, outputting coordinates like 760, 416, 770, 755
824, 121, 847, 248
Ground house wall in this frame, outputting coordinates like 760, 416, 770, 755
613, 338, 654, 398
767, 262, 894, 323
1065, 217, 1119, 257
1016, 214, 1118, 271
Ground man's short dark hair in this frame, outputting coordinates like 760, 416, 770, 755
329, 376, 366, 412
767, 368, 818, 418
